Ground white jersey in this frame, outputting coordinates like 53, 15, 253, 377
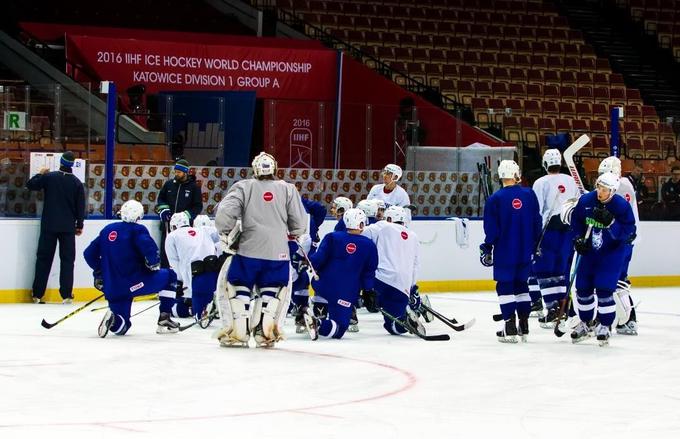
367, 183, 410, 207
618, 177, 640, 226
532, 173, 580, 226
165, 226, 218, 296
362, 221, 419, 295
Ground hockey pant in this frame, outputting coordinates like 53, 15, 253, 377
374, 279, 410, 335
312, 290, 358, 339
190, 271, 218, 318
531, 230, 574, 308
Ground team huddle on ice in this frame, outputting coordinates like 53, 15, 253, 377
82, 146, 638, 348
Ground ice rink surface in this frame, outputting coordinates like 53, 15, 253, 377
1, 288, 680, 439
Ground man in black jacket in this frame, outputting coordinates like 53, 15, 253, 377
155, 158, 203, 266
26, 151, 85, 303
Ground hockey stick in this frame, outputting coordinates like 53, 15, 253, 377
131, 301, 160, 318
563, 134, 590, 194
295, 237, 319, 280
420, 303, 476, 332
380, 307, 450, 341
178, 309, 218, 331
419, 232, 438, 245
41, 294, 105, 329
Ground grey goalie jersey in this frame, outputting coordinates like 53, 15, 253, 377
215, 178, 307, 261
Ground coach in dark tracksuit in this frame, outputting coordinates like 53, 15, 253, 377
155, 159, 203, 266
26, 151, 85, 303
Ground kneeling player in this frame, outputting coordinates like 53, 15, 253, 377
304, 209, 378, 339
84, 200, 181, 337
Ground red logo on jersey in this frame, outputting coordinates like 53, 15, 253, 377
558, 185, 566, 193
108, 231, 117, 242
401, 231, 409, 240
188, 230, 196, 237
263, 192, 274, 202
346, 243, 357, 254
512, 198, 523, 209
625, 193, 631, 202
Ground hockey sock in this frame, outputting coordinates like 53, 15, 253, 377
538, 275, 567, 307
497, 282, 517, 321
576, 292, 596, 323
192, 292, 212, 318
159, 296, 174, 314
596, 289, 616, 327
515, 292, 531, 316
528, 276, 541, 303
110, 314, 130, 335
319, 319, 340, 338
172, 299, 192, 318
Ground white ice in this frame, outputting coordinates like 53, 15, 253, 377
1, 288, 680, 439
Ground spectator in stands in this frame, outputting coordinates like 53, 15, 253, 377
155, 158, 203, 266
26, 151, 85, 304
661, 166, 680, 220
626, 164, 649, 203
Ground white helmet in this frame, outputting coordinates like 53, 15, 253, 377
332, 196, 353, 215
170, 212, 190, 231
383, 163, 403, 181
595, 171, 620, 202
343, 208, 367, 230
373, 199, 386, 210
498, 160, 521, 180
542, 149, 562, 171
252, 152, 277, 178
120, 200, 144, 223
194, 214, 212, 228
356, 199, 378, 218
384, 205, 407, 224
598, 156, 622, 177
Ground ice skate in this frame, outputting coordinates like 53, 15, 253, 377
570, 321, 592, 343
616, 320, 638, 336
348, 305, 359, 333
156, 312, 180, 334
215, 327, 249, 348
497, 315, 519, 343
253, 323, 283, 348
595, 324, 611, 347
538, 305, 561, 329
62, 297, 73, 304
98, 310, 115, 338
303, 308, 319, 341
32, 297, 45, 304
518, 315, 529, 342
406, 308, 426, 336
419, 294, 434, 323
294, 306, 308, 334
529, 300, 544, 318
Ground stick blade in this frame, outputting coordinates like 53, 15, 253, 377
563, 134, 590, 159
425, 333, 451, 341
41, 319, 56, 329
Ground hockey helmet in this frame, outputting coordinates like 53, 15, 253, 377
356, 199, 378, 218
595, 171, 620, 202
252, 152, 277, 178
332, 196, 353, 215
120, 200, 144, 223
343, 208, 367, 230
194, 214, 213, 228
384, 205, 407, 224
598, 156, 622, 178
542, 149, 562, 171
170, 212, 191, 231
498, 160, 521, 180
382, 163, 403, 181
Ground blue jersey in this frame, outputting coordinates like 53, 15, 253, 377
483, 185, 542, 269
309, 231, 378, 301
301, 197, 327, 242
334, 217, 347, 232
571, 192, 636, 254
84, 222, 161, 295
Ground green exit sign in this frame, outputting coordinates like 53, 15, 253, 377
3, 111, 27, 131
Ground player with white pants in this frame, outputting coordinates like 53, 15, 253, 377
598, 156, 640, 335
165, 213, 222, 325
362, 205, 422, 336
214, 152, 308, 348
530, 149, 580, 326
367, 164, 411, 208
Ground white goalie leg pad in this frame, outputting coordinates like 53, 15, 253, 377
250, 286, 290, 344
212, 257, 250, 345
613, 287, 632, 326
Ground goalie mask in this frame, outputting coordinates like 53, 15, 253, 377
252, 152, 277, 178
120, 200, 144, 223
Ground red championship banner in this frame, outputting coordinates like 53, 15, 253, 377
66, 35, 337, 100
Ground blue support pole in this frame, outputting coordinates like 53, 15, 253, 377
104, 82, 117, 219
610, 106, 620, 157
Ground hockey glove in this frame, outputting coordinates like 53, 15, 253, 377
408, 285, 422, 312
574, 237, 591, 254
159, 209, 172, 223
361, 289, 379, 313
479, 243, 493, 267
93, 271, 104, 292
145, 259, 161, 271
592, 207, 614, 228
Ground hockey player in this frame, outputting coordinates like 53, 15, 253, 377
214, 152, 307, 348
367, 164, 411, 207
480, 160, 542, 343
301, 196, 327, 247
289, 234, 313, 333
569, 171, 636, 346
331, 196, 353, 232
84, 200, 181, 337
304, 209, 378, 340
530, 149, 580, 326
165, 212, 222, 325
356, 199, 380, 225
598, 157, 640, 335
362, 205, 422, 336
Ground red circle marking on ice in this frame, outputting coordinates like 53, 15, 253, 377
625, 193, 631, 202
263, 192, 274, 202
108, 231, 117, 242
512, 198, 522, 209
558, 185, 566, 193
188, 230, 196, 237
346, 243, 357, 254
400, 231, 409, 240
